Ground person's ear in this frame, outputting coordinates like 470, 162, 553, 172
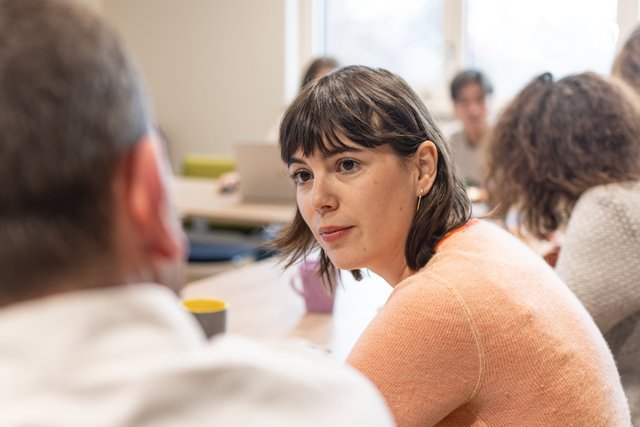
414, 140, 438, 196
122, 135, 183, 261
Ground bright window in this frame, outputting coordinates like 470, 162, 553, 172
316, 0, 630, 112
323, 0, 445, 87
466, 0, 619, 101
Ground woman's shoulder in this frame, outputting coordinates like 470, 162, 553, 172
408, 220, 566, 310
577, 181, 640, 210
432, 219, 542, 267
391, 267, 476, 319
571, 181, 640, 233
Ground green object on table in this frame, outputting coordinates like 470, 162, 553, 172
182, 155, 236, 178
181, 154, 256, 233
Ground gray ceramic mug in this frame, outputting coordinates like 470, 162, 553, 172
182, 298, 227, 338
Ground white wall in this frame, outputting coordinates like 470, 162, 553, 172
100, 0, 287, 171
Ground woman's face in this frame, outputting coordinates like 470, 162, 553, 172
454, 82, 490, 136
288, 137, 423, 282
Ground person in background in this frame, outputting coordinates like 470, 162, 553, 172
444, 69, 493, 189
485, 71, 640, 425
262, 56, 340, 143
273, 65, 630, 426
612, 24, 640, 96
300, 56, 339, 89
0, 1, 396, 426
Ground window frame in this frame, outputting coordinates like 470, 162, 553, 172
290, 0, 639, 117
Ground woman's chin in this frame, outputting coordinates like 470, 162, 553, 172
327, 256, 365, 272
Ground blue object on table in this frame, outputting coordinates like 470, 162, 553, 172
187, 241, 257, 263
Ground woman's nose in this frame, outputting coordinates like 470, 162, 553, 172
310, 176, 338, 213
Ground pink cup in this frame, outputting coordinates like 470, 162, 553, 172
290, 260, 336, 313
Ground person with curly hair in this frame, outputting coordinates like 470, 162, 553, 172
272, 65, 630, 426
485, 71, 640, 424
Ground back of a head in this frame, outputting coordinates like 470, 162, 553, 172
450, 69, 493, 101
0, 0, 151, 303
612, 25, 640, 96
485, 71, 640, 237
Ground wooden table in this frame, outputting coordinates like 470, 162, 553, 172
172, 176, 296, 227
181, 258, 392, 361
172, 176, 491, 228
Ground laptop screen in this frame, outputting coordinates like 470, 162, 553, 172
235, 142, 296, 205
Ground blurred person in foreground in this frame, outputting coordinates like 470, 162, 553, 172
0, 1, 394, 426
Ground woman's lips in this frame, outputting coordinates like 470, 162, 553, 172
318, 226, 354, 243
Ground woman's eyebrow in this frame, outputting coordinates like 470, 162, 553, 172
324, 146, 363, 157
288, 146, 365, 166
288, 156, 307, 166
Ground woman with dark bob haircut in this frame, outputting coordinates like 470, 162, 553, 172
486, 71, 640, 425
272, 66, 630, 426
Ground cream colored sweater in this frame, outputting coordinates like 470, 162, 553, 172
556, 181, 640, 426
0, 285, 395, 427
348, 220, 630, 426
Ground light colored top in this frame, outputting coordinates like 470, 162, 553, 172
182, 258, 392, 362
556, 181, 640, 425
444, 123, 484, 187
348, 220, 630, 426
0, 284, 394, 427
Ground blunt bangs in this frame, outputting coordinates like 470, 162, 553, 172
279, 66, 429, 165
272, 65, 471, 289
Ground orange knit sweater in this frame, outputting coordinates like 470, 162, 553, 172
348, 220, 630, 426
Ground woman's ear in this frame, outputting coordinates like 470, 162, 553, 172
414, 140, 438, 195
121, 135, 183, 261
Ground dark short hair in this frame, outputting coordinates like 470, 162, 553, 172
273, 66, 471, 287
612, 25, 640, 96
485, 72, 640, 238
0, 0, 151, 302
300, 57, 339, 90
450, 69, 494, 101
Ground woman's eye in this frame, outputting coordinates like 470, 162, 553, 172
291, 170, 312, 184
338, 159, 360, 173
